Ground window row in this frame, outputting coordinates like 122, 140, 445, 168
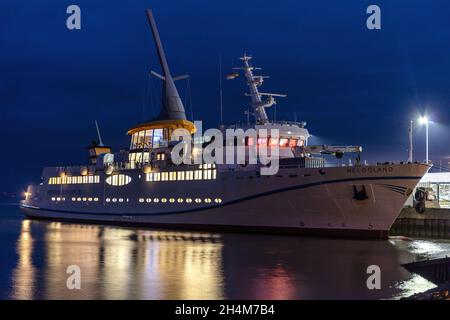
138, 197, 222, 204
130, 128, 168, 150
105, 198, 130, 203
48, 175, 100, 185
245, 137, 305, 148
146, 169, 217, 182
71, 197, 99, 202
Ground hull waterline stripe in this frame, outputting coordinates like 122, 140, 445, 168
21, 175, 423, 217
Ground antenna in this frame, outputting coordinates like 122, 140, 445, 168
95, 120, 104, 146
238, 54, 286, 124
219, 52, 223, 125
408, 120, 413, 162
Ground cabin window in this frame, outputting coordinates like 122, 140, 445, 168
105, 174, 132, 186
257, 138, 267, 146
289, 139, 298, 147
279, 138, 289, 147
269, 138, 279, 146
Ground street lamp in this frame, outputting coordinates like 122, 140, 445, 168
418, 116, 430, 163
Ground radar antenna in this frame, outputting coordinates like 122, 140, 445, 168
233, 55, 286, 124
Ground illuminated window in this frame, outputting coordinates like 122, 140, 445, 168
51, 197, 56, 201
177, 198, 183, 203
177, 171, 185, 181
258, 138, 267, 146
186, 171, 194, 180
82, 197, 87, 201
194, 170, 202, 180
49, 175, 100, 185
213, 170, 217, 179
112, 198, 117, 202
106, 198, 111, 202
154, 172, 161, 181
146, 173, 153, 182
77, 197, 82, 202
186, 198, 192, 203
205, 198, 212, 203
72, 197, 76, 201
169, 198, 175, 203
195, 198, 201, 203
139, 198, 144, 203
119, 198, 124, 203
156, 153, 165, 160
88, 197, 93, 202
94, 197, 99, 202
162, 172, 168, 181
269, 138, 279, 146
279, 138, 288, 147
214, 198, 222, 203
288, 139, 298, 147
106, 174, 132, 186
146, 198, 152, 203
161, 198, 167, 203
153, 198, 159, 203
169, 172, 176, 181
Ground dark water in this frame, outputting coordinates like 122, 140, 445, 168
1, 204, 450, 300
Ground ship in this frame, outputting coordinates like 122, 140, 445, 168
20, 9, 431, 239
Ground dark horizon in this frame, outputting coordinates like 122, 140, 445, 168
2, 0, 450, 194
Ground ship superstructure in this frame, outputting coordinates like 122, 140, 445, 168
20, 9, 431, 239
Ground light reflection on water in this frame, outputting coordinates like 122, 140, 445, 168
4, 211, 450, 299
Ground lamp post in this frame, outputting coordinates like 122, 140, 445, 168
419, 116, 429, 163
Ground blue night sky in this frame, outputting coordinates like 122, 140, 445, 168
1, 0, 450, 195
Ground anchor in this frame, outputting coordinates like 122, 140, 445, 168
353, 185, 369, 200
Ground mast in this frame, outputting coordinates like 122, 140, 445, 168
235, 55, 286, 124
145, 9, 187, 121
95, 120, 104, 146
408, 120, 413, 162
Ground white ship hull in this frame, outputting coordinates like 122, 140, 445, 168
20, 163, 430, 239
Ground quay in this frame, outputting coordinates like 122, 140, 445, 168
390, 171, 450, 239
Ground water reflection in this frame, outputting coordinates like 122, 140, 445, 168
11, 220, 36, 299
10, 218, 448, 299
11, 220, 224, 299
